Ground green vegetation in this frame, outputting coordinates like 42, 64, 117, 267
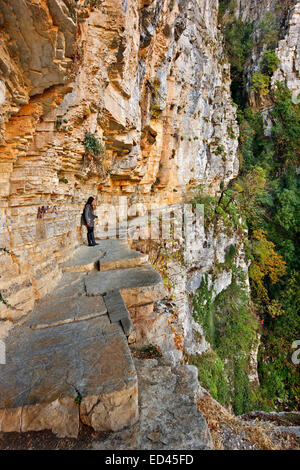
189, 351, 229, 406
82, 132, 108, 177
192, 183, 245, 235
83, 0, 102, 7
251, 73, 270, 96
262, 50, 281, 76
221, 15, 253, 106
189, 2, 299, 413
237, 85, 300, 410
251, 51, 280, 97
74, 393, 82, 405
133, 345, 163, 359
59, 177, 68, 184
258, 272, 300, 410
191, 85, 299, 409
193, 274, 214, 345
148, 78, 164, 120
257, 12, 279, 50
218, 0, 236, 17
193, 267, 258, 414
224, 243, 237, 268
220, 6, 282, 107
215, 145, 225, 155
56, 118, 68, 131
227, 125, 236, 139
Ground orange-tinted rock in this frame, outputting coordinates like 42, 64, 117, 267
0, 0, 239, 318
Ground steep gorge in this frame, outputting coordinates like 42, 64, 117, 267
0, 0, 299, 449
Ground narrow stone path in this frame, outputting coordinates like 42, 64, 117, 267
0, 240, 165, 438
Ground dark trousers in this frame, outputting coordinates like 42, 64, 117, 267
87, 225, 95, 246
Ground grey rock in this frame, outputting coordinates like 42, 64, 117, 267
93, 358, 212, 450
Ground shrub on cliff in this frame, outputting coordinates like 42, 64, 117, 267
189, 351, 229, 407
221, 0, 300, 411
251, 73, 270, 97
82, 132, 107, 177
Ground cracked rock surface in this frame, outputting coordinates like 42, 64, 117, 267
93, 358, 212, 450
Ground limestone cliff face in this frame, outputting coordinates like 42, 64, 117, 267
0, 0, 239, 318
234, 0, 300, 108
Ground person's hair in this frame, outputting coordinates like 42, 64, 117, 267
86, 196, 94, 205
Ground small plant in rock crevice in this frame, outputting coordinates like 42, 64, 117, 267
0, 248, 19, 311
251, 73, 271, 97
215, 145, 225, 156
261, 50, 280, 76
227, 125, 236, 139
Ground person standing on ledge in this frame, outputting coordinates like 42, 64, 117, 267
81, 196, 99, 246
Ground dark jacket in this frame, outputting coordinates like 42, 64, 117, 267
82, 203, 97, 228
